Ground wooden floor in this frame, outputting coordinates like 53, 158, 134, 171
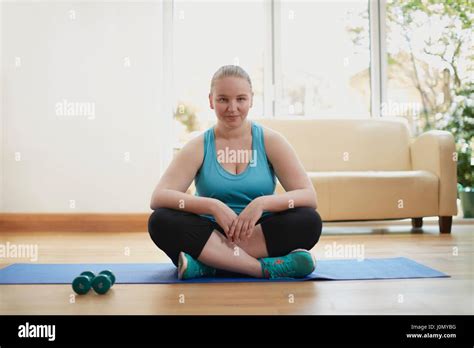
0, 221, 473, 315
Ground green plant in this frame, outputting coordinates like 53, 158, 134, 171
174, 102, 200, 133
443, 83, 474, 190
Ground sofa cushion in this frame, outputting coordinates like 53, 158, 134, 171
275, 170, 438, 221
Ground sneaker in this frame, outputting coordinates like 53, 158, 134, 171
178, 251, 217, 280
259, 249, 316, 279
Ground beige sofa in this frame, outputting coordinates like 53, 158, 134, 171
257, 117, 458, 233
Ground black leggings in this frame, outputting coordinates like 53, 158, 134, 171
148, 206, 323, 267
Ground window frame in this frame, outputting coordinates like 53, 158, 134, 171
269, 0, 386, 118
369, 0, 387, 118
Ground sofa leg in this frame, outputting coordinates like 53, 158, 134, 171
439, 216, 452, 234
412, 218, 423, 229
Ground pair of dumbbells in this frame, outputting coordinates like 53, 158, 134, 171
72, 270, 116, 295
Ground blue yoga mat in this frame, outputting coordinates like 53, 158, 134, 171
0, 257, 448, 284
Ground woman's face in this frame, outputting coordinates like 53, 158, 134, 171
209, 76, 253, 128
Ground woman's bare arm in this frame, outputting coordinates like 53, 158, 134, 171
149, 134, 218, 214
259, 127, 318, 211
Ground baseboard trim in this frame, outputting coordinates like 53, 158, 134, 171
0, 213, 150, 232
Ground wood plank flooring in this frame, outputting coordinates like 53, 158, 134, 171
0, 222, 472, 315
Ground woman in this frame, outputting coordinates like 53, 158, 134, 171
148, 65, 322, 280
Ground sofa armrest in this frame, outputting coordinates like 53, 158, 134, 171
410, 130, 458, 216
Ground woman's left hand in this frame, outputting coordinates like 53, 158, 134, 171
229, 197, 265, 243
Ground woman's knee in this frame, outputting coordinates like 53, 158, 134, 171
293, 207, 323, 249
148, 208, 212, 257
148, 208, 175, 244
148, 208, 166, 232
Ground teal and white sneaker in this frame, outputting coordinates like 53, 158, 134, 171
178, 251, 217, 280
259, 249, 316, 279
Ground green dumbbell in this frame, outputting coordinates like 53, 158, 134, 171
91, 270, 116, 295
72, 271, 96, 295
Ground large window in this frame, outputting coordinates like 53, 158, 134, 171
277, 0, 371, 117
173, 0, 265, 144
172, 0, 371, 143
385, 0, 474, 135
171, 0, 472, 135
168, 0, 472, 188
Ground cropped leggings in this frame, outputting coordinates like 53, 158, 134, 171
148, 206, 323, 267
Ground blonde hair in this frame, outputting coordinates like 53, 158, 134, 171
210, 65, 253, 95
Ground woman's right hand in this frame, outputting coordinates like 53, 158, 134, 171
210, 200, 238, 240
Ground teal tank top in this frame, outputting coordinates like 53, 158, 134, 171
194, 120, 276, 222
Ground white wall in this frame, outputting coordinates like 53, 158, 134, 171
1, 1, 168, 212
